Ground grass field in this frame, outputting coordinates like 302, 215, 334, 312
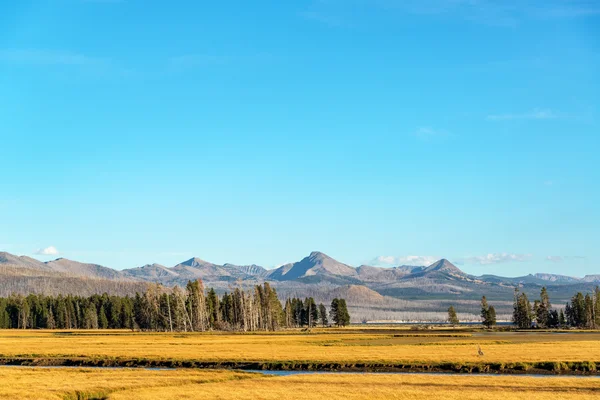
2, 328, 600, 399
1, 328, 600, 366
1, 367, 599, 400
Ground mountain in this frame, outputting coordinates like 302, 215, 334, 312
356, 264, 422, 282
582, 275, 600, 283
267, 251, 358, 282
0, 252, 146, 297
45, 258, 125, 280
533, 273, 581, 284
0, 251, 54, 274
122, 263, 178, 281
0, 252, 126, 280
419, 259, 467, 278
1, 250, 597, 310
121, 257, 268, 286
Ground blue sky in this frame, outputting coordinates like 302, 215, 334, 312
0, 0, 598, 276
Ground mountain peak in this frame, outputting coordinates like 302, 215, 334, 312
309, 251, 328, 259
181, 257, 214, 267
424, 259, 465, 275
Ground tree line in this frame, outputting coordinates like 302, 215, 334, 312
513, 286, 600, 329
447, 286, 600, 329
0, 280, 351, 331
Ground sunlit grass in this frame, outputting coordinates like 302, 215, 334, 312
1, 329, 600, 364
1, 367, 599, 400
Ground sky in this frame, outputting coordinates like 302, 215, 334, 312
0, 0, 598, 277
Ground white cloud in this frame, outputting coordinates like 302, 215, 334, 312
458, 253, 532, 265
487, 108, 558, 121
371, 255, 439, 267
35, 246, 59, 256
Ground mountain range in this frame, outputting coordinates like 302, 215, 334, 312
1, 250, 598, 320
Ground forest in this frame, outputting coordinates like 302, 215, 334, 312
0, 280, 351, 331
451, 286, 600, 329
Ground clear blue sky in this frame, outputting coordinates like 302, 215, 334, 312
1, 0, 598, 276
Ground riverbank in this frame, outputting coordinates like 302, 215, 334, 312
1, 356, 599, 375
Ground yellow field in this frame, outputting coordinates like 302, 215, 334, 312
0, 367, 599, 400
1, 329, 600, 364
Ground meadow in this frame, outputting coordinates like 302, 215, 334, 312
1, 328, 600, 366
1, 367, 599, 400
2, 327, 600, 399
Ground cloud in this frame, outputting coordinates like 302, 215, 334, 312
457, 253, 532, 265
35, 246, 59, 256
487, 108, 558, 121
546, 255, 586, 263
370, 255, 439, 267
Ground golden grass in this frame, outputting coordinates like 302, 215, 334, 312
1, 329, 600, 364
0, 367, 250, 400
1, 367, 599, 400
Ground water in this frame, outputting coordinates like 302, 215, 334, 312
247, 370, 600, 378
1, 365, 598, 378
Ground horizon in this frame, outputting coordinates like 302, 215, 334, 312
1, 1, 598, 277
2, 248, 596, 279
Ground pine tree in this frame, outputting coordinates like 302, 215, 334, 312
83, 303, 99, 329
584, 294, 594, 329
98, 305, 109, 329
481, 296, 490, 328
535, 287, 551, 328
318, 303, 328, 327
487, 306, 497, 327
330, 298, 340, 326
559, 309, 566, 327
337, 299, 350, 326
447, 306, 459, 326
512, 291, 533, 329
206, 288, 220, 329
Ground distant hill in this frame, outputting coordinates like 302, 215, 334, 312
45, 258, 125, 280
1, 250, 597, 307
0, 252, 146, 297
122, 257, 267, 285
266, 251, 358, 282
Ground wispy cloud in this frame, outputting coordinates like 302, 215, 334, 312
457, 253, 532, 265
35, 246, 59, 256
546, 255, 586, 263
487, 108, 559, 121
370, 255, 439, 267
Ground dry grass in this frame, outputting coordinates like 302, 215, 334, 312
0, 367, 599, 400
0, 367, 249, 400
1, 329, 600, 364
